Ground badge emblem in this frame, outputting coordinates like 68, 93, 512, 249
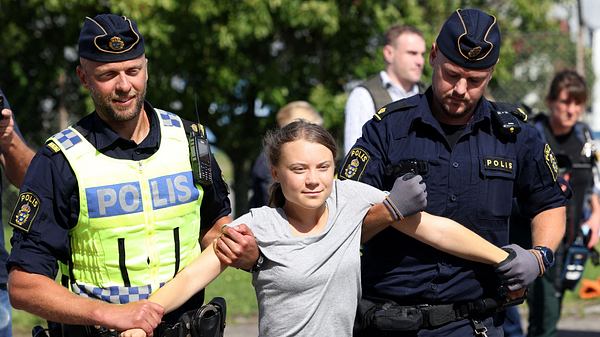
109, 36, 125, 51
544, 144, 558, 181
468, 46, 482, 59
340, 147, 370, 180
9, 192, 41, 233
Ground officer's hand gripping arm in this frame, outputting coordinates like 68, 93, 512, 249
495, 244, 542, 291
383, 173, 427, 220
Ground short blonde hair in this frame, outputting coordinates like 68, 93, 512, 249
275, 101, 323, 127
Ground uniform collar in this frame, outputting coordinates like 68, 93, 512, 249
78, 101, 160, 152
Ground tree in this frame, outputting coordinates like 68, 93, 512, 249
0, 0, 573, 216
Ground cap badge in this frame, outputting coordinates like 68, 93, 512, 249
468, 46, 482, 59
109, 36, 125, 51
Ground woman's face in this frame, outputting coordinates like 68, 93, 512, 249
271, 139, 335, 212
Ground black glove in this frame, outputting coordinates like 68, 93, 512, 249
495, 244, 541, 291
383, 173, 427, 220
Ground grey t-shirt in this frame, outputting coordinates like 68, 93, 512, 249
229, 179, 386, 337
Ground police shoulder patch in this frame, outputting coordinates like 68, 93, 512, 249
339, 147, 370, 181
9, 192, 41, 233
373, 96, 418, 122
45, 140, 62, 154
544, 144, 558, 181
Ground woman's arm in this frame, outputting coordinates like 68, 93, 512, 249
392, 212, 508, 264
362, 204, 508, 264
150, 242, 227, 313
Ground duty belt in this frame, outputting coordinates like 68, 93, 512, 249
356, 296, 513, 332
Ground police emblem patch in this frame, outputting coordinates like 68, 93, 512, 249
109, 36, 125, 51
339, 147, 370, 180
544, 144, 558, 182
9, 192, 41, 233
468, 46, 482, 59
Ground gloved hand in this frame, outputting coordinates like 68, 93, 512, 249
383, 173, 427, 220
495, 244, 541, 291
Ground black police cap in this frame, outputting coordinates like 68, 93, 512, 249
436, 8, 501, 69
78, 14, 145, 62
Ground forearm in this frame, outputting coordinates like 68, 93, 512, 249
361, 203, 395, 243
531, 206, 566, 251
9, 268, 115, 326
200, 215, 232, 249
391, 212, 509, 264
1, 135, 34, 187
149, 244, 226, 313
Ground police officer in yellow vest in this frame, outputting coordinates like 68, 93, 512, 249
6, 14, 258, 337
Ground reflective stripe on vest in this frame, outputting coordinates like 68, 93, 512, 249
52, 109, 203, 303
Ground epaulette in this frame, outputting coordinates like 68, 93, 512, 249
373, 96, 419, 122
489, 101, 529, 138
45, 140, 62, 154
182, 119, 206, 138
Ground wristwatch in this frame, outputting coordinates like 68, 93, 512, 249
244, 251, 265, 273
533, 246, 555, 269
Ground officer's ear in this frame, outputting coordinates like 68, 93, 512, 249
429, 43, 439, 66
76, 64, 90, 89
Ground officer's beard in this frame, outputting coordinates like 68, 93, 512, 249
90, 86, 146, 123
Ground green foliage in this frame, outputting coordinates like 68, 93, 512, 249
0, 0, 586, 215
205, 268, 258, 319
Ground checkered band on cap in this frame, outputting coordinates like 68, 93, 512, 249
158, 110, 182, 128
71, 282, 165, 304
52, 129, 82, 150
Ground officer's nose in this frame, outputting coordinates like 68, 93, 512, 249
115, 73, 132, 93
454, 78, 468, 95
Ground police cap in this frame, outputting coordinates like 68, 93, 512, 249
78, 14, 145, 62
436, 8, 501, 69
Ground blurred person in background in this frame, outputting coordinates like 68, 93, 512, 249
249, 101, 323, 208
344, 25, 426, 155
0, 89, 35, 337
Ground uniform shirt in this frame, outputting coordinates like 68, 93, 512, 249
340, 89, 568, 304
343, 71, 420, 155
8, 102, 231, 280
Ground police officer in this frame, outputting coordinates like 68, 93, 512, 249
340, 8, 568, 337
6, 14, 257, 336
516, 70, 599, 337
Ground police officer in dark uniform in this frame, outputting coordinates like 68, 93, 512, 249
341, 8, 568, 337
6, 14, 258, 336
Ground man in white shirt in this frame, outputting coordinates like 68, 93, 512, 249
344, 25, 426, 154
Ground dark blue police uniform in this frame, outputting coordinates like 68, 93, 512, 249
7, 102, 231, 322
342, 89, 567, 336
340, 8, 568, 336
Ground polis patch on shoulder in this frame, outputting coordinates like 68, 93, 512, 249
544, 144, 559, 181
339, 147, 370, 180
9, 192, 41, 232
483, 156, 514, 173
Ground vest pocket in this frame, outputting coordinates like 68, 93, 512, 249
477, 162, 516, 220
118, 238, 131, 287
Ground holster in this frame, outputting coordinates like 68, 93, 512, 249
157, 297, 226, 337
35, 297, 226, 337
